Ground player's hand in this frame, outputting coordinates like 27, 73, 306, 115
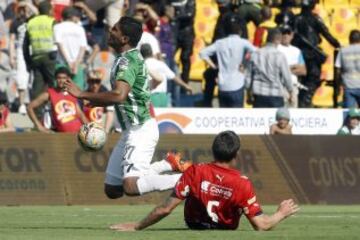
110, 222, 138, 231
70, 62, 78, 75
277, 199, 300, 218
288, 91, 295, 105
185, 85, 193, 94
64, 79, 82, 98
73, 1, 86, 9
10, 58, 16, 69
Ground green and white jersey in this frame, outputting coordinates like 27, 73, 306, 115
110, 49, 151, 131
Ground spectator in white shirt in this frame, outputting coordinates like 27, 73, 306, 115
140, 43, 192, 107
134, 13, 161, 59
54, 7, 88, 90
335, 30, 360, 108
199, 13, 256, 108
278, 25, 307, 108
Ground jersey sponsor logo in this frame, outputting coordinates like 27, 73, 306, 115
215, 174, 224, 182
201, 181, 211, 192
200, 180, 233, 199
55, 100, 76, 123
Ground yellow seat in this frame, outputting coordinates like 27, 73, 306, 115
322, 0, 350, 8
350, 0, 360, 6
331, 8, 357, 40
312, 81, 343, 107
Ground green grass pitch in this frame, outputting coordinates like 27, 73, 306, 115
0, 205, 359, 240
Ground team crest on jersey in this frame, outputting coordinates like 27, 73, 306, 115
180, 185, 190, 197
55, 100, 76, 123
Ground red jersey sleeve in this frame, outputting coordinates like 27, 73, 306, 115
174, 165, 196, 200
237, 177, 263, 218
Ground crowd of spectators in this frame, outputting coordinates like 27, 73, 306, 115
0, 0, 197, 132
0, 0, 359, 133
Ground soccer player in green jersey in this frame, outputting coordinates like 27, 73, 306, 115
64, 16, 191, 199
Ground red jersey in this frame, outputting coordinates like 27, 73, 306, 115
83, 105, 104, 123
175, 163, 262, 230
0, 106, 10, 128
48, 88, 82, 133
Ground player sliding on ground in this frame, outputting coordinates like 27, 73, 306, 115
64, 16, 191, 198
111, 131, 299, 231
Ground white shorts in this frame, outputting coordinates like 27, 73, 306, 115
105, 118, 159, 185
15, 49, 30, 90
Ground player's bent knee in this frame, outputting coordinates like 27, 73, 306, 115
104, 184, 124, 199
123, 177, 140, 196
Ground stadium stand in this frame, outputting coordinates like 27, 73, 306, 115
1, 0, 360, 118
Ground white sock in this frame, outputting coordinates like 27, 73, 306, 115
150, 160, 173, 174
137, 174, 181, 195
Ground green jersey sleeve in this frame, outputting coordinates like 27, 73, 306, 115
115, 57, 136, 87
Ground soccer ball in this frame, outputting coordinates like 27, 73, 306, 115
78, 122, 107, 151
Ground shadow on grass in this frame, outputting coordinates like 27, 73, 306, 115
145, 228, 254, 232
145, 228, 189, 231
2, 226, 104, 230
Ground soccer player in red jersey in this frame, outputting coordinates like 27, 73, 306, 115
110, 130, 300, 231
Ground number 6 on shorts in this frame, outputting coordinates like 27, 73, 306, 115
207, 201, 220, 223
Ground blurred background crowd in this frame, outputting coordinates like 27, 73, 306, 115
0, 0, 359, 133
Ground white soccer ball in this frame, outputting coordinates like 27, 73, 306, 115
78, 122, 107, 151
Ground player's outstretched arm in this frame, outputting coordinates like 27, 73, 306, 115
248, 199, 299, 231
64, 79, 130, 105
110, 193, 183, 231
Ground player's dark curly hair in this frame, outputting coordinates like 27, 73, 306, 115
212, 131, 240, 162
116, 16, 143, 47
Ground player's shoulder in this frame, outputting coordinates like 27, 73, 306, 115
122, 50, 144, 68
187, 163, 205, 173
229, 173, 253, 190
114, 56, 130, 72
186, 163, 213, 176
195, 163, 243, 178
124, 49, 143, 61
238, 174, 251, 183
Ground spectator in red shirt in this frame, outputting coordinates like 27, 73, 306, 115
83, 69, 114, 133
27, 67, 88, 133
110, 130, 299, 231
253, 6, 276, 47
0, 92, 15, 133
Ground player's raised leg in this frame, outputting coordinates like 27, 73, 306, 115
150, 151, 192, 174
104, 118, 191, 198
